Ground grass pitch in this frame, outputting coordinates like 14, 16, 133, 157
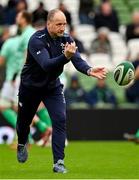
0, 141, 139, 179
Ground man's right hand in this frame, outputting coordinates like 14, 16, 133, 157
64, 42, 77, 59
135, 66, 139, 80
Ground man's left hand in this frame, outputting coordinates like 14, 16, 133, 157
88, 67, 108, 79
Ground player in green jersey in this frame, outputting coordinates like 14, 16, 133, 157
0, 11, 52, 145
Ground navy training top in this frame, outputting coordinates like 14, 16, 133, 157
21, 28, 91, 89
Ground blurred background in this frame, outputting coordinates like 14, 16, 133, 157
0, 0, 139, 145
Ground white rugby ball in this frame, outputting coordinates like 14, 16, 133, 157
113, 62, 135, 86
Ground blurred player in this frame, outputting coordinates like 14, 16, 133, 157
15, 11, 52, 145
0, 29, 22, 131
0, 11, 52, 145
0, 11, 36, 144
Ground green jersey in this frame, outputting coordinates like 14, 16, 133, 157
15, 25, 36, 71
0, 25, 35, 81
0, 36, 21, 81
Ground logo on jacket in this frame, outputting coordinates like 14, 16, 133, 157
37, 50, 41, 55
60, 43, 66, 54
19, 102, 23, 107
38, 34, 45, 38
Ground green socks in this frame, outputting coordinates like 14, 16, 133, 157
2, 108, 34, 144
1, 109, 17, 128
1, 108, 52, 143
37, 108, 52, 127
135, 129, 139, 138
35, 120, 48, 133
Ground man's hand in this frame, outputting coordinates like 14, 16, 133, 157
135, 66, 139, 80
0, 56, 5, 66
134, 27, 139, 35
88, 67, 108, 79
64, 42, 77, 59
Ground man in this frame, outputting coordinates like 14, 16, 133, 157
64, 74, 87, 107
58, 2, 72, 29
0, 12, 38, 146
69, 27, 86, 54
86, 78, 117, 107
0, 11, 36, 144
15, 11, 52, 145
16, 9, 107, 173
0, 32, 22, 128
15, 10, 36, 64
32, 2, 48, 25
0, 11, 51, 145
89, 27, 112, 56
79, 0, 94, 25
94, 1, 119, 32
126, 11, 139, 42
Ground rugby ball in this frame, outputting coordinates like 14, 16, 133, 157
113, 62, 135, 86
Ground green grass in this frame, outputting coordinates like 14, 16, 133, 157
1, 141, 139, 179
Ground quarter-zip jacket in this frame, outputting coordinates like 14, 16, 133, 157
21, 28, 91, 89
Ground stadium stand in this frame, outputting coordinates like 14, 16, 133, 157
127, 39, 139, 61
89, 54, 113, 70
109, 32, 127, 64
74, 24, 96, 50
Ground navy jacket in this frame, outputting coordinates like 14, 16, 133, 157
21, 28, 91, 89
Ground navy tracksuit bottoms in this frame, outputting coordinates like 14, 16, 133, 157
16, 83, 66, 163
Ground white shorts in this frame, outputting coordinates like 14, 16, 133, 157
0, 77, 20, 107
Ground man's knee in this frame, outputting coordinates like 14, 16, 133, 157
52, 112, 66, 130
0, 98, 12, 111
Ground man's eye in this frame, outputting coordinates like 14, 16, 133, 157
57, 24, 66, 26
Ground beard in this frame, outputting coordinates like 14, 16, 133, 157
57, 32, 64, 37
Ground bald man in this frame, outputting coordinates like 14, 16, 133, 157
16, 9, 107, 173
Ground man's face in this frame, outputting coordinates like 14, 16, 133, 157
101, 3, 112, 16
47, 12, 67, 37
132, 13, 139, 25
71, 80, 79, 89
16, 12, 24, 27
97, 79, 105, 88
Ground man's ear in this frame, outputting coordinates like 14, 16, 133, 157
47, 21, 51, 27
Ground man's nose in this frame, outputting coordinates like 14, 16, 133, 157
61, 24, 66, 29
